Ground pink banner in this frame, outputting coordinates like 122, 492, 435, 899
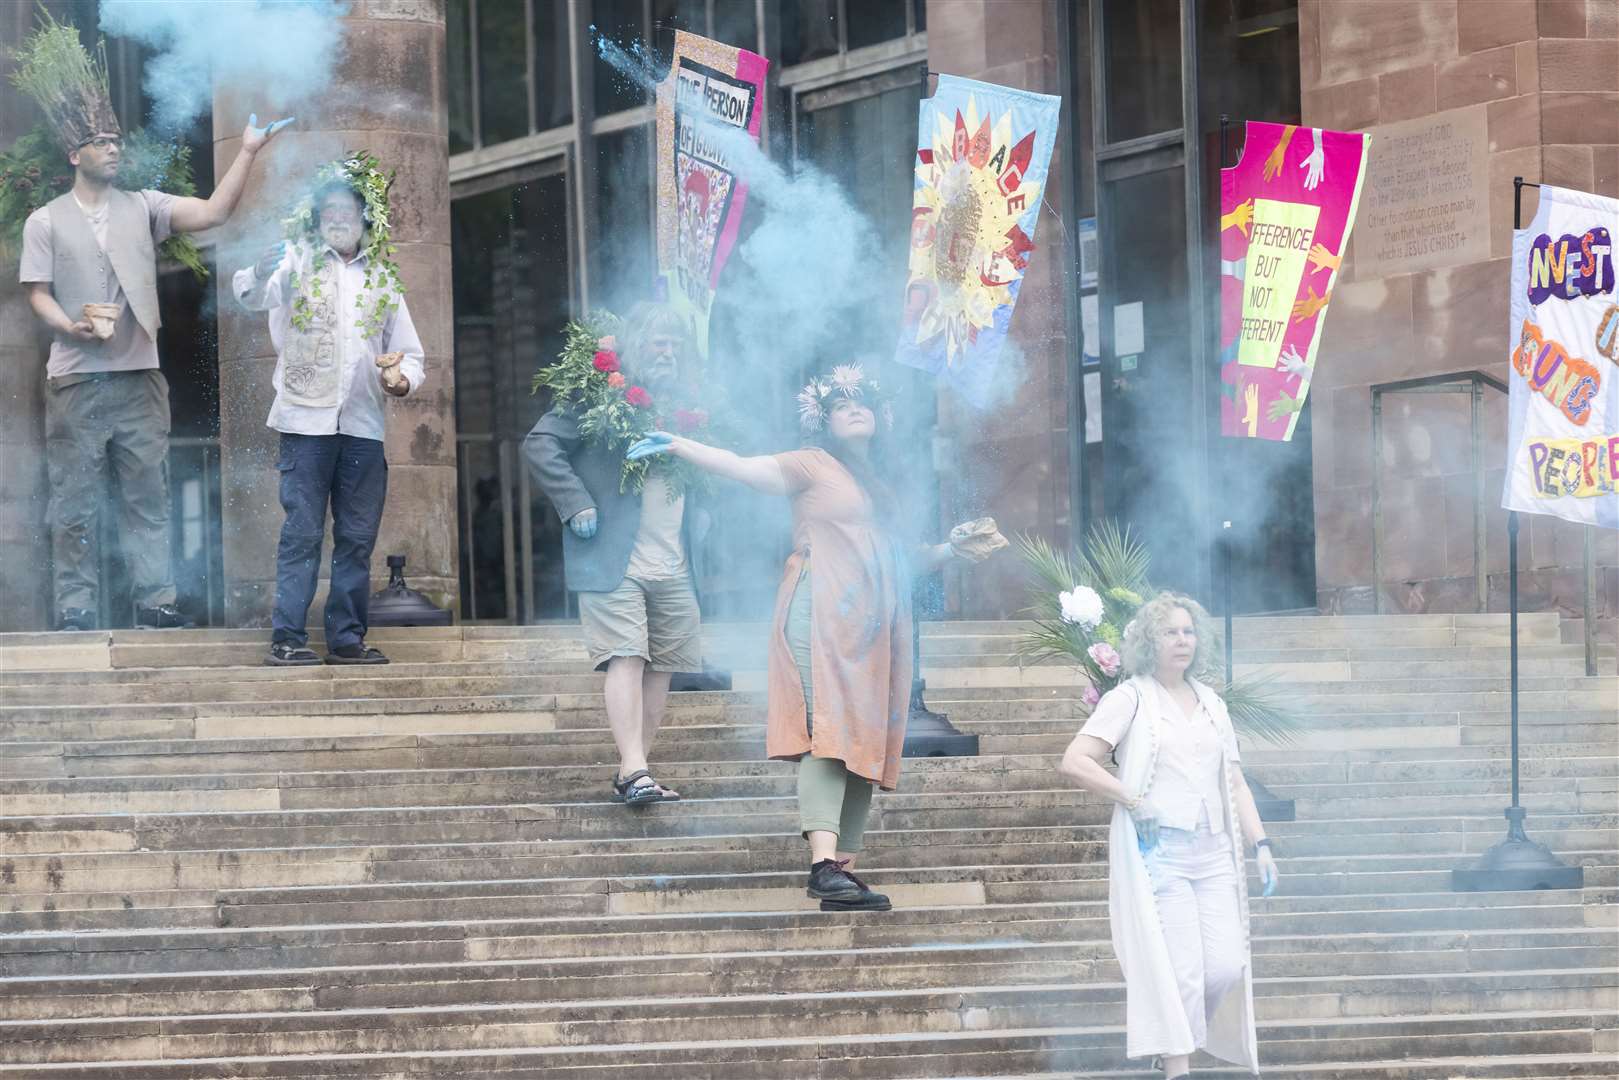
1219, 121, 1370, 441
653, 30, 768, 359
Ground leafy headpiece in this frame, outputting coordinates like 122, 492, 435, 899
283, 151, 402, 337
9, 10, 121, 156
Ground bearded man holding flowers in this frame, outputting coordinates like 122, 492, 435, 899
524, 302, 711, 806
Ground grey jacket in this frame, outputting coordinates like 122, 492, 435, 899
523, 408, 699, 594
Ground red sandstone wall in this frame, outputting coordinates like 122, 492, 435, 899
1302, 0, 1618, 617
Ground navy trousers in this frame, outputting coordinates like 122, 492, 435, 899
272, 433, 387, 650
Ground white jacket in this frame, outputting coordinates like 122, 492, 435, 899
1105, 675, 1259, 1072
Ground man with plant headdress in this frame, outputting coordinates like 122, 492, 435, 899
233, 156, 424, 667
13, 12, 291, 631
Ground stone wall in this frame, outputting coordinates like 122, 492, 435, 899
1302, 0, 1618, 618
926, 0, 1079, 618
213, 0, 459, 624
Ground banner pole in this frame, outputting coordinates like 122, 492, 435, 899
1218, 115, 1235, 687
1452, 175, 1581, 891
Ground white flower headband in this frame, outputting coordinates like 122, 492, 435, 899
796, 363, 897, 434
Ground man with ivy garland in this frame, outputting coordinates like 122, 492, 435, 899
233, 167, 425, 667
19, 103, 290, 631
525, 304, 706, 806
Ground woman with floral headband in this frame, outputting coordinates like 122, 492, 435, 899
627, 365, 997, 911
1057, 591, 1277, 1079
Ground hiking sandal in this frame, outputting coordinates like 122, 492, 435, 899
612, 769, 674, 806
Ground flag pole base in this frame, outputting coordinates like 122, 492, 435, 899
1452, 807, 1585, 892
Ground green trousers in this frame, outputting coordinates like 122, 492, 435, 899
788, 567, 874, 852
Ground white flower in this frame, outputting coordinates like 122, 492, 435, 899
1059, 585, 1104, 630
797, 384, 827, 431
830, 364, 865, 397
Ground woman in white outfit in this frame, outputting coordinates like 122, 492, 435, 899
1058, 592, 1279, 1078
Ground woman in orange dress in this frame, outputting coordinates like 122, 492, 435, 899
628, 365, 989, 911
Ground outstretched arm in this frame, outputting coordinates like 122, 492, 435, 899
629, 433, 788, 496
170, 114, 293, 233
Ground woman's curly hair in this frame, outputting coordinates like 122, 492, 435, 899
1120, 591, 1223, 682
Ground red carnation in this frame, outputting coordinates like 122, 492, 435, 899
625, 385, 652, 408
673, 408, 708, 433
592, 350, 619, 373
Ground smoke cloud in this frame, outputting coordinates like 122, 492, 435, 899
99, 0, 347, 134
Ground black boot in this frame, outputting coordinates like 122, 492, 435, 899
806, 859, 891, 912
135, 603, 194, 629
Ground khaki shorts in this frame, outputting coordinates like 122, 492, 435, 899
578, 574, 702, 672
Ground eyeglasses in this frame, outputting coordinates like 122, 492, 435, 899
80, 136, 123, 151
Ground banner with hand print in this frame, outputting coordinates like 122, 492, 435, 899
1503, 184, 1617, 528
653, 30, 768, 360
894, 74, 1061, 408
1219, 122, 1371, 440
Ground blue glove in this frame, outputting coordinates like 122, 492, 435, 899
1257, 847, 1279, 897
626, 432, 674, 461
569, 508, 598, 539
248, 113, 296, 138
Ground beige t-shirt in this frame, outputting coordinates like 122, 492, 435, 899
625, 472, 687, 580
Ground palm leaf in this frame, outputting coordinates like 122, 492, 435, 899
1220, 671, 1303, 745
1084, 519, 1150, 595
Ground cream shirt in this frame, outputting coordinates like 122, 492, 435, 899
1080, 676, 1238, 833
624, 472, 688, 580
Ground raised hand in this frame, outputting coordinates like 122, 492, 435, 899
1263, 125, 1296, 183
254, 242, 285, 280
1278, 344, 1310, 379
1221, 198, 1254, 239
1241, 382, 1261, 437
626, 432, 674, 461
568, 508, 598, 539
1291, 286, 1331, 322
1307, 241, 1341, 275
243, 113, 295, 153
1300, 127, 1325, 190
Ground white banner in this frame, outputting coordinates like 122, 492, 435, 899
1503, 184, 1618, 529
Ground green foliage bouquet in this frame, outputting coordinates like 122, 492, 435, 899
282, 151, 402, 338
533, 311, 719, 496
1018, 522, 1303, 745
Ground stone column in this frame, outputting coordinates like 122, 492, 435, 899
0, 1, 66, 632
213, 0, 458, 625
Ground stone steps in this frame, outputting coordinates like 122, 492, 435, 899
1, 617, 1612, 1077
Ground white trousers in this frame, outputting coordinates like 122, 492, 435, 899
1144, 822, 1247, 1051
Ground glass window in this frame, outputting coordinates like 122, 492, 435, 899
478, 0, 530, 144
1102, 0, 1182, 143
712, 0, 759, 49
913, 0, 926, 32
781, 0, 840, 65
447, 0, 475, 152
846, 0, 909, 50
594, 0, 649, 115
1099, 165, 1195, 593
590, 125, 655, 312
453, 170, 574, 621
534, 0, 574, 131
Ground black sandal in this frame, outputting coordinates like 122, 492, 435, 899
612, 769, 676, 806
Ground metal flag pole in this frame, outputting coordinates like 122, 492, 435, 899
1217, 114, 1292, 822
1453, 177, 1582, 892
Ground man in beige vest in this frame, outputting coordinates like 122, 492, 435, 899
19, 103, 290, 631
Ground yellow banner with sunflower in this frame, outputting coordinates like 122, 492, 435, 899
894, 74, 1061, 407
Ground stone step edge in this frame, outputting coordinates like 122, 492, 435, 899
4, 902, 1610, 949
4, 973, 1617, 1033
0, 1009, 1605, 1073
